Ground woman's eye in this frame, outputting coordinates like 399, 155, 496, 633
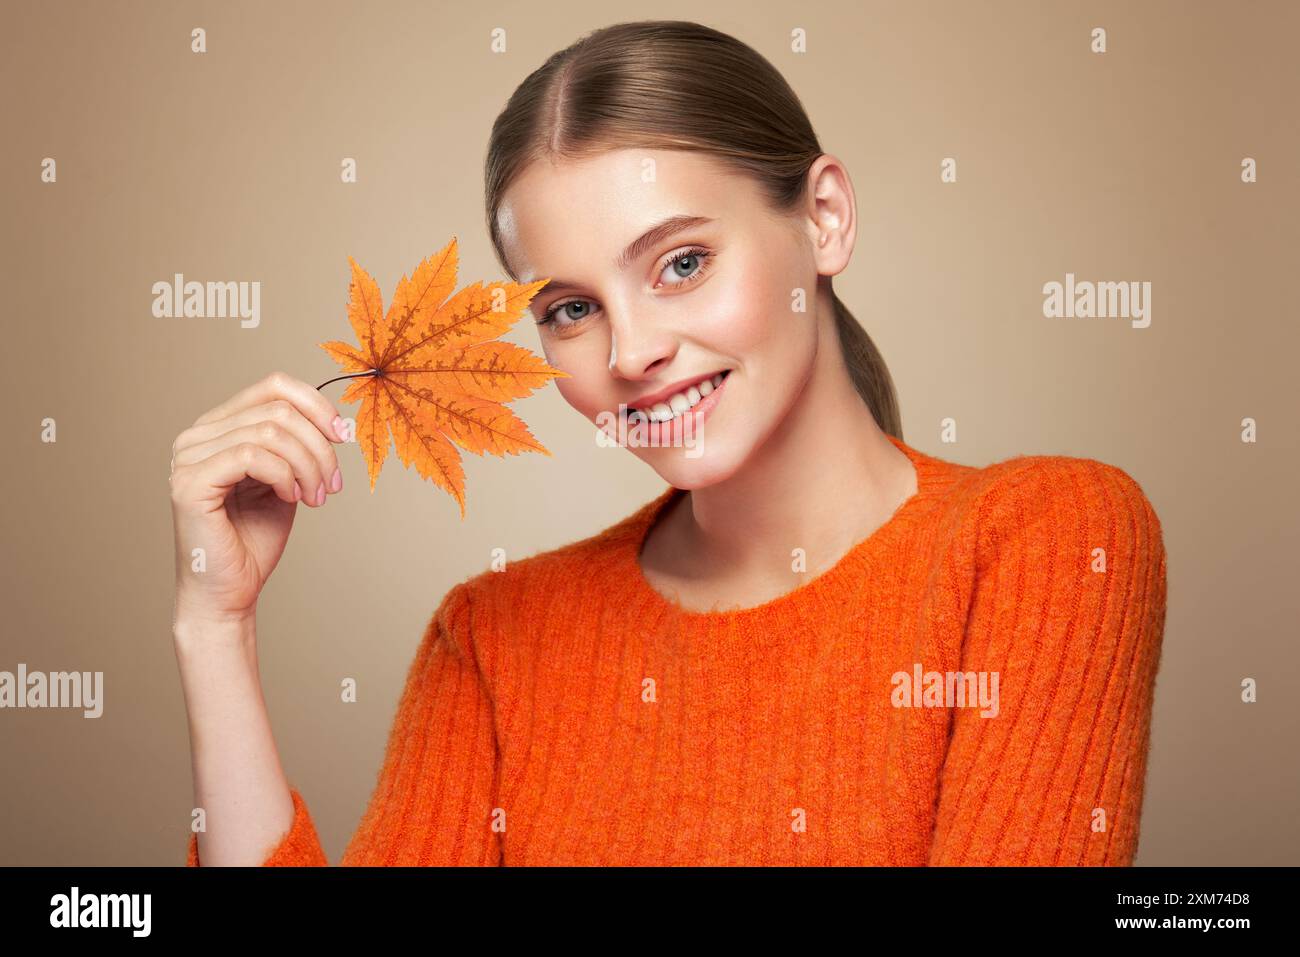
659, 247, 711, 286
537, 247, 713, 333
538, 299, 595, 330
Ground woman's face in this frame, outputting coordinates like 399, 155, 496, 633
496, 147, 828, 490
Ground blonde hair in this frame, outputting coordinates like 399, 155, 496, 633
483, 19, 902, 439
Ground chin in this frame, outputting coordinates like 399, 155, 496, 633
635, 434, 750, 490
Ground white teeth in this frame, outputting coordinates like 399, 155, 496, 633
629, 371, 728, 423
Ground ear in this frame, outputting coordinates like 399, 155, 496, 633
802, 153, 856, 278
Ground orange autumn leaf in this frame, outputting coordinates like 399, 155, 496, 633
318, 237, 566, 516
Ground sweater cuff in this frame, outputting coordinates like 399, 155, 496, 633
186, 787, 328, 866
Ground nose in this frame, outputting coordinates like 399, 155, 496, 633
607, 306, 677, 381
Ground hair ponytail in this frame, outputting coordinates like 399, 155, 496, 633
831, 292, 902, 439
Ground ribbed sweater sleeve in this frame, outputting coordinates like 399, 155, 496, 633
186, 581, 501, 866
926, 458, 1168, 866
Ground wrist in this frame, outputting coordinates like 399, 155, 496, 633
172, 611, 257, 652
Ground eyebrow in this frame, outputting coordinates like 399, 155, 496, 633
534, 214, 716, 294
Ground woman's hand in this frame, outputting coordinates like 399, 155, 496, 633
169, 371, 347, 629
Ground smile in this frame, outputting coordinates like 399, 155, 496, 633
625, 371, 730, 424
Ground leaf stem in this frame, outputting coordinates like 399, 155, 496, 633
316, 370, 380, 391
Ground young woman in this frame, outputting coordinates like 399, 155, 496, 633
173, 20, 1167, 867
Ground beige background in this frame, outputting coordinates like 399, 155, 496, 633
2, 0, 1296, 865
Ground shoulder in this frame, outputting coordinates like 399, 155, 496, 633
972, 449, 1161, 521
957, 449, 1166, 578
433, 487, 673, 647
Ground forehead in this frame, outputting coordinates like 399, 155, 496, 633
497, 148, 746, 281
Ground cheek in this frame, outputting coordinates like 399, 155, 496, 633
539, 334, 612, 419
706, 253, 800, 356
555, 368, 608, 420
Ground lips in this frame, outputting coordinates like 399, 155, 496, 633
623, 369, 730, 421
621, 369, 728, 410
615, 366, 731, 443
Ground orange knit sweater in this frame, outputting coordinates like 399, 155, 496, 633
186, 433, 1167, 866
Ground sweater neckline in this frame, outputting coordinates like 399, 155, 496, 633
618, 432, 951, 625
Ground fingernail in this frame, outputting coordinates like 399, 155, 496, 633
329, 467, 342, 493
293, 480, 301, 502
315, 482, 327, 506
330, 415, 344, 441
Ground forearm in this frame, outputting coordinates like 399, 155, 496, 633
173, 616, 295, 866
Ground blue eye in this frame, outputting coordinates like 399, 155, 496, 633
537, 247, 714, 332
662, 248, 710, 283
541, 301, 593, 325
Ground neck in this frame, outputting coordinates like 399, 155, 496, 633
674, 292, 917, 579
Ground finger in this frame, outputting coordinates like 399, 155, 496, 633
176, 400, 341, 496
174, 421, 330, 507
191, 370, 345, 444
172, 442, 299, 507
